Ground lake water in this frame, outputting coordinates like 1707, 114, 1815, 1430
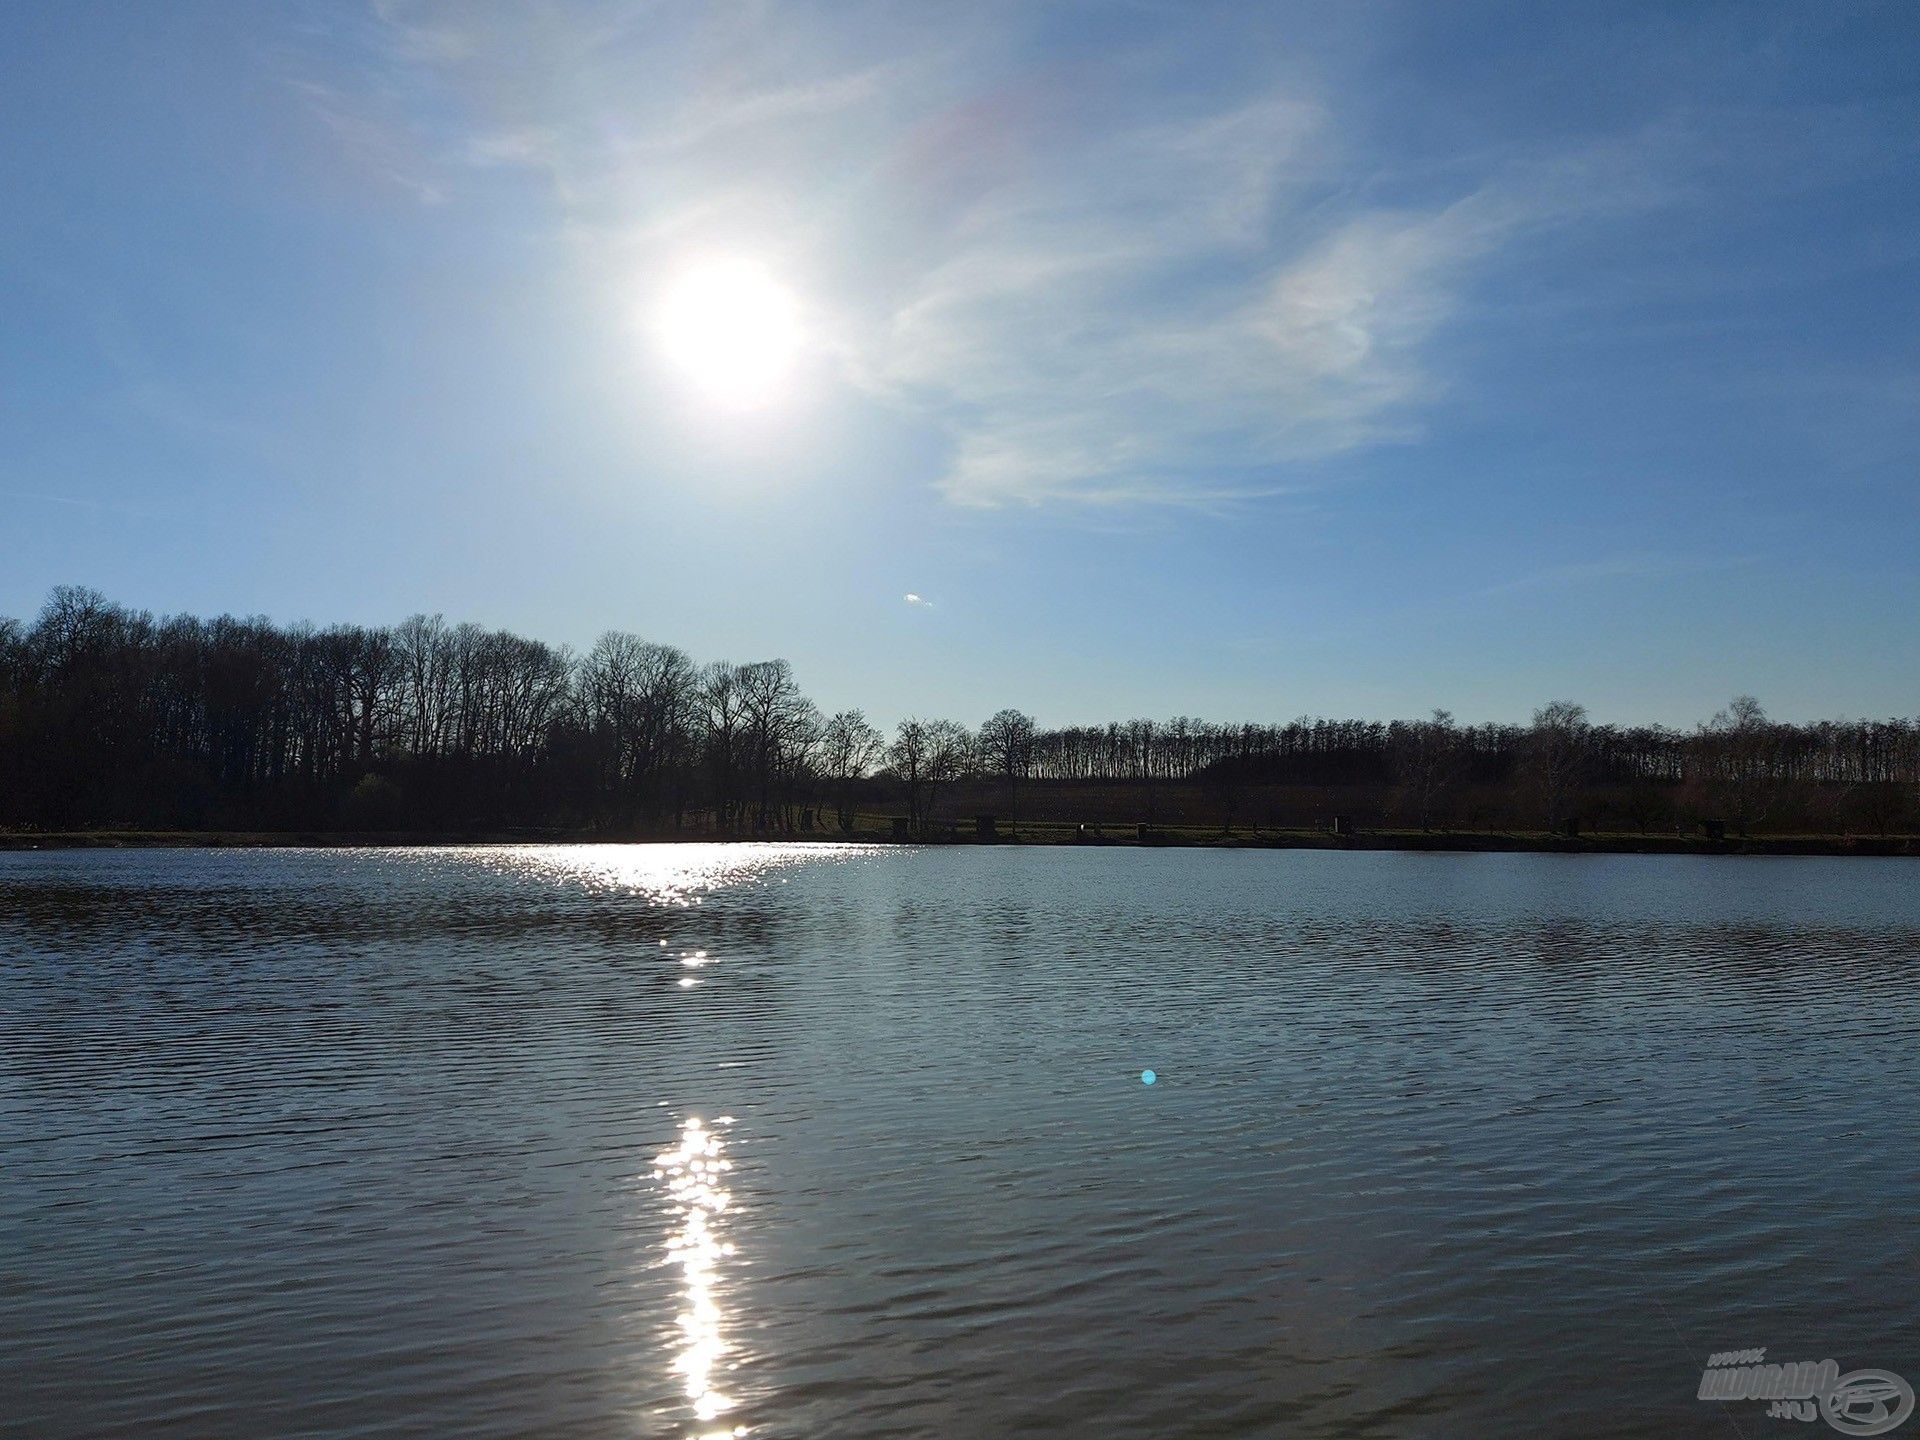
3, 845, 1918, 1438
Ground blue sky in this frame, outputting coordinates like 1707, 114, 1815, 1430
4, 1, 1916, 729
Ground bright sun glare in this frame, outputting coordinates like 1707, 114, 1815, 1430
655, 258, 802, 409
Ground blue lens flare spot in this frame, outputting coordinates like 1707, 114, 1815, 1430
1141, 1069, 1157, 1085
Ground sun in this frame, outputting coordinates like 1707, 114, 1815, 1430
654, 257, 802, 409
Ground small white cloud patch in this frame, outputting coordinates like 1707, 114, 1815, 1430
903, 592, 932, 607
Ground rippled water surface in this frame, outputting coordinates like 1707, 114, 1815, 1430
4, 845, 1918, 1438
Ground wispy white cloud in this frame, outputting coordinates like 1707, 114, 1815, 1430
287, 77, 449, 205
889, 188, 1533, 507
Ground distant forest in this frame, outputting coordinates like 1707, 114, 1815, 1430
2, 586, 1916, 837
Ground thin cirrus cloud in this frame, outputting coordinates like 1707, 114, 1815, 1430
902, 187, 1544, 509
305, 2, 1625, 511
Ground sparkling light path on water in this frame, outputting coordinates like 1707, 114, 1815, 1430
654, 1115, 746, 1438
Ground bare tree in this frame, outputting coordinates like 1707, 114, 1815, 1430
821, 710, 885, 832
394, 614, 455, 759
1393, 709, 1461, 830
978, 708, 1035, 831
1201, 755, 1247, 834
1126, 717, 1161, 822
737, 660, 814, 831
698, 661, 745, 830
1699, 694, 1776, 836
922, 720, 973, 829
1528, 700, 1590, 832
889, 718, 930, 830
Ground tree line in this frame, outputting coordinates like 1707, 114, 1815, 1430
1, 587, 1915, 835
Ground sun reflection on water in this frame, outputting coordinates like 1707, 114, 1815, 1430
473, 842, 873, 907
655, 1115, 745, 1437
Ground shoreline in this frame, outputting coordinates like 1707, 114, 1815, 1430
4, 827, 1915, 857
